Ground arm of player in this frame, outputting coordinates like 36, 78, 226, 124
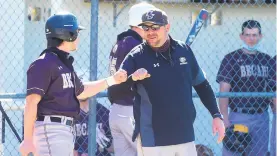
19, 94, 41, 156
219, 82, 231, 127
107, 51, 150, 100
20, 59, 52, 156
77, 69, 127, 100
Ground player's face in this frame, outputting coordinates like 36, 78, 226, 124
70, 37, 80, 51
240, 28, 262, 47
142, 23, 170, 47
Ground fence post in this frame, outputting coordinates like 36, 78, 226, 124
88, 0, 99, 156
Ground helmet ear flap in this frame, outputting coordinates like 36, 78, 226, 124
65, 30, 78, 42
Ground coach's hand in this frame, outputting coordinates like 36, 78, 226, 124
19, 139, 38, 156
132, 68, 151, 81
212, 118, 225, 143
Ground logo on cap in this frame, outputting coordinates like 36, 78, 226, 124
146, 11, 155, 20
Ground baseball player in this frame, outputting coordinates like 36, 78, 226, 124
19, 11, 127, 156
107, 2, 156, 156
217, 20, 273, 156
74, 99, 113, 156
119, 8, 225, 156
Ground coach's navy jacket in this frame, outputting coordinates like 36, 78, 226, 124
120, 36, 206, 147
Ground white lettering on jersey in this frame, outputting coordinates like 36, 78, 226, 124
109, 57, 117, 75
75, 123, 88, 136
240, 66, 246, 77
62, 73, 74, 89
240, 65, 268, 77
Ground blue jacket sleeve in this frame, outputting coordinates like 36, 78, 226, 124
186, 45, 220, 117
186, 45, 206, 86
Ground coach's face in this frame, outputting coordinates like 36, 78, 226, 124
240, 28, 262, 47
142, 23, 170, 47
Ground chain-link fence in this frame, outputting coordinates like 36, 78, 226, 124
0, 0, 276, 156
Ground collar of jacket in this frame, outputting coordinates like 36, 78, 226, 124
117, 29, 143, 43
40, 47, 74, 71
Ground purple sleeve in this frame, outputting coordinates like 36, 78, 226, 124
216, 55, 233, 84
74, 72, 84, 96
26, 59, 52, 96
109, 37, 141, 75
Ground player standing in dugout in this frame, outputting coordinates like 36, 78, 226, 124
108, 2, 156, 156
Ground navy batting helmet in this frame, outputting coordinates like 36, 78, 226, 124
45, 11, 85, 42
223, 124, 251, 154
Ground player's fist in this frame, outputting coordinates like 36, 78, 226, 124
113, 69, 127, 84
132, 68, 151, 81
19, 139, 37, 156
107, 69, 127, 86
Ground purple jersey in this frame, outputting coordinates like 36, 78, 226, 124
217, 49, 272, 110
107, 29, 142, 106
74, 103, 112, 156
27, 48, 84, 117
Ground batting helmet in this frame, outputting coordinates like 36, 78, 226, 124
45, 11, 85, 42
128, 2, 156, 26
223, 124, 251, 153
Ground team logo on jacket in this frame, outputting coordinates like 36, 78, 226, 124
179, 57, 188, 65
153, 63, 159, 67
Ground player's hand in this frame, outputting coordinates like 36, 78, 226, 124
132, 68, 151, 81
212, 118, 225, 143
112, 69, 127, 84
19, 139, 38, 156
96, 123, 110, 149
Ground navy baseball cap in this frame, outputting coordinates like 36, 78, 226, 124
138, 9, 168, 26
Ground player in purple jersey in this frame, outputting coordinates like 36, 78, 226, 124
107, 2, 156, 156
217, 20, 273, 156
74, 99, 113, 156
19, 12, 127, 156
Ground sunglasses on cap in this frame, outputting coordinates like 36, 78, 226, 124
141, 25, 162, 31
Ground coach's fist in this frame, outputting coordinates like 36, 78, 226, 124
19, 139, 37, 156
132, 68, 151, 81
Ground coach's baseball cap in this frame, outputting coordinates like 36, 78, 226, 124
138, 9, 168, 26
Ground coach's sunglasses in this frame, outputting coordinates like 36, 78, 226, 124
141, 25, 162, 31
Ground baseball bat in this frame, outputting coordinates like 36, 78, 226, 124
185, 9, 209, 46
